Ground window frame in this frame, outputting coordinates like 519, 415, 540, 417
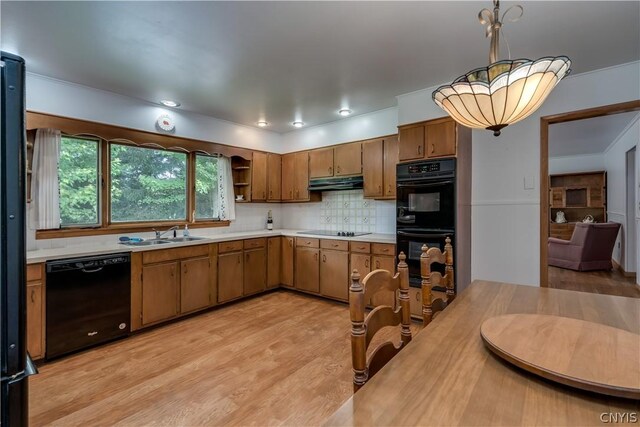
193, 152, 221, 222
27, 111, 245, 240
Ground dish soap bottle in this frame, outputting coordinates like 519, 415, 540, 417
267, 210, 273, 231
183, 224, 190, 237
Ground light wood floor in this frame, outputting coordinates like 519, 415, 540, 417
29, 291, 421, 426
548, 266, 640, 298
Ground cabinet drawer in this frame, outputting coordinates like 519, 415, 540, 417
296, 237, 319, 248
371, 243, 395, 256
26, 263, 43, 282
218, 240, 244, 254
244, 238, 266, 250
320, 239, 349, 251
142, 244, 209, 264
350, 242, 371, 254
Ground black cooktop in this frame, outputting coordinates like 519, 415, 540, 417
298, 230, 371, 237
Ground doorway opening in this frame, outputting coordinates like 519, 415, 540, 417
540, 100, 640, 296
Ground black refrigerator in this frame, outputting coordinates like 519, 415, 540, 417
1, 51, 37, 426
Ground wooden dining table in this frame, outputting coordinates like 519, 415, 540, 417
324, 280, 640, 426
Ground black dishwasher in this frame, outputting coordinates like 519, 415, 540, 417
46, 253, 131, 360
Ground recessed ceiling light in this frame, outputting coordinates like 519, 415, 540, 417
257, 121, 269, 127
338, 109, 352, 116
160, 100, 181, 107
292, 121, 304, 128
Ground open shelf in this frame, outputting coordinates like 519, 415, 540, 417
231, 156, 252, 202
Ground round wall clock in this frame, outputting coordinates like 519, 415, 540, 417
156, 114, 175, 132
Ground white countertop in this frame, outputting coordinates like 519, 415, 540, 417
26, 229, 396, 264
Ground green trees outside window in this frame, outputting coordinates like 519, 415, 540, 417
194, 154, 219, 219
58, 136, 100, 226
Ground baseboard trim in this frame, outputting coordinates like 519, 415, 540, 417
612, 259, 637, 278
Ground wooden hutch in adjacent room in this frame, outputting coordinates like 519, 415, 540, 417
549, 171, 607, 240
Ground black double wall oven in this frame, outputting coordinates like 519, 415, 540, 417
396, 159, 456, 290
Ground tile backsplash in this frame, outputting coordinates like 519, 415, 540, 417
282, 190, 395, 234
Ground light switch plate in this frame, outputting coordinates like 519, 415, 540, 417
524, 176, 535, 190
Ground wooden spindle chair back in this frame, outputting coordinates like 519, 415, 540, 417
350, 252, 412, 393
421, 237, 455, 326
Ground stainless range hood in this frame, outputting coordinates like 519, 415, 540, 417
308, 176, 363, 192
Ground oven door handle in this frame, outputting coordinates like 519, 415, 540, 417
396, 179, 454, 188
397, 230, 452, 239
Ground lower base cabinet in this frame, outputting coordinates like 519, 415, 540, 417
26, 281, 44, 359
180, 256, 214, 314
267, 237, 281, 289
372, 255, 395, 272
244, 248, 267, 295
295, 247, 319, 293
218, 251, 244, 303
142, 262, 180, 325
320, 250, 349, 301
281, 237, 294, 287
409, 287, 423, 319
350, 253, 371, 281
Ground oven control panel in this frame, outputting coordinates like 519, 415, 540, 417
397, 158, 455, 181
408, 163, 440, 174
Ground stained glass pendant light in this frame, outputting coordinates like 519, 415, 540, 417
432, 1, 571, 136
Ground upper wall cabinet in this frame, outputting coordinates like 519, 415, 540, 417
363, 135, 398, 200
398, 117, 459, 162
251, 152, 268, 201
309, 142, 362, 179
281, 151, 319, 202
252, 152, 281, 202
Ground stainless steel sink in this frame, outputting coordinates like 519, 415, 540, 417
121, 239, 172, 246
166, 236, 206, 242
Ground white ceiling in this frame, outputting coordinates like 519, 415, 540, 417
549, 111, 639, 157
1, 1, 639, 133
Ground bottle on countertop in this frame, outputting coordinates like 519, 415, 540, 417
184, 224, 190, 237
267, 210, 273, 231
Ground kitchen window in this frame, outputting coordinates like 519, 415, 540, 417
194, 154, 220, 219
110, 144, 188, 222
58, 136, 101, 227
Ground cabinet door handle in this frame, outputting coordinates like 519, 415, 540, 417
328, 166, 332, 174
246, 253, 250, 262
289, 239, 293, 247
30, 289, 35, 303
337, 166, 341, 174
269, 190, 273, 198
238, 255, 241, 264
365, 259, 369, 268
431, 143, 435, 154
416, 291, 421, 301
314, 253, 318, 261
376, 260, 380, 269
296, 190, 300, 198
417, 145, 422, 155
322, 254, 326, 262
184, 265, 188, 275
388, 184, 392, 193
289, 190, 293, 198
332, 244, 339, 247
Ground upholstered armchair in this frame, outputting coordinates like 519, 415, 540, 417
548, 222, 621, 271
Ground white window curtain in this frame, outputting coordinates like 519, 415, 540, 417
217, 156, 236, 221
30, 128, 61, 229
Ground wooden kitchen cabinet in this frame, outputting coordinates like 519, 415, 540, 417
244, 248, 267, 295
320, 249, 350, 301
180, 257, 212, 314
363, 138, 384, 198
335, 142, 362, 176
294, 151, 311, 201
281, 236, 294, 287
383, 135, 398, 198
252, 151, 268, 201
26, 281, 44, 359
309, 148, 334, 178
372, 255, 395, 273
267, 153, 282, 201
281, 153, 295, 201
399, 125, 425, 161
426, 119, 456, 158
267, 237, 281, 288
142, 262, 179, 325
26, 263, 45, 360
350, 253, 371, 279
218, 251, 244, 303
295, 247, 320, 293
408, 287, 423, 319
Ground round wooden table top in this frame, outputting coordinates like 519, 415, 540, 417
480, 314, 640, 399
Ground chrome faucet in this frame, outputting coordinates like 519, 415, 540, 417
154, 226, 179, 239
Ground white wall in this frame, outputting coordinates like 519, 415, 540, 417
279, 107, 398, 152
549, 154, 605, 175
397, 61, 640, 286
26, 73, 283, 153
604, 115, 640, 272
